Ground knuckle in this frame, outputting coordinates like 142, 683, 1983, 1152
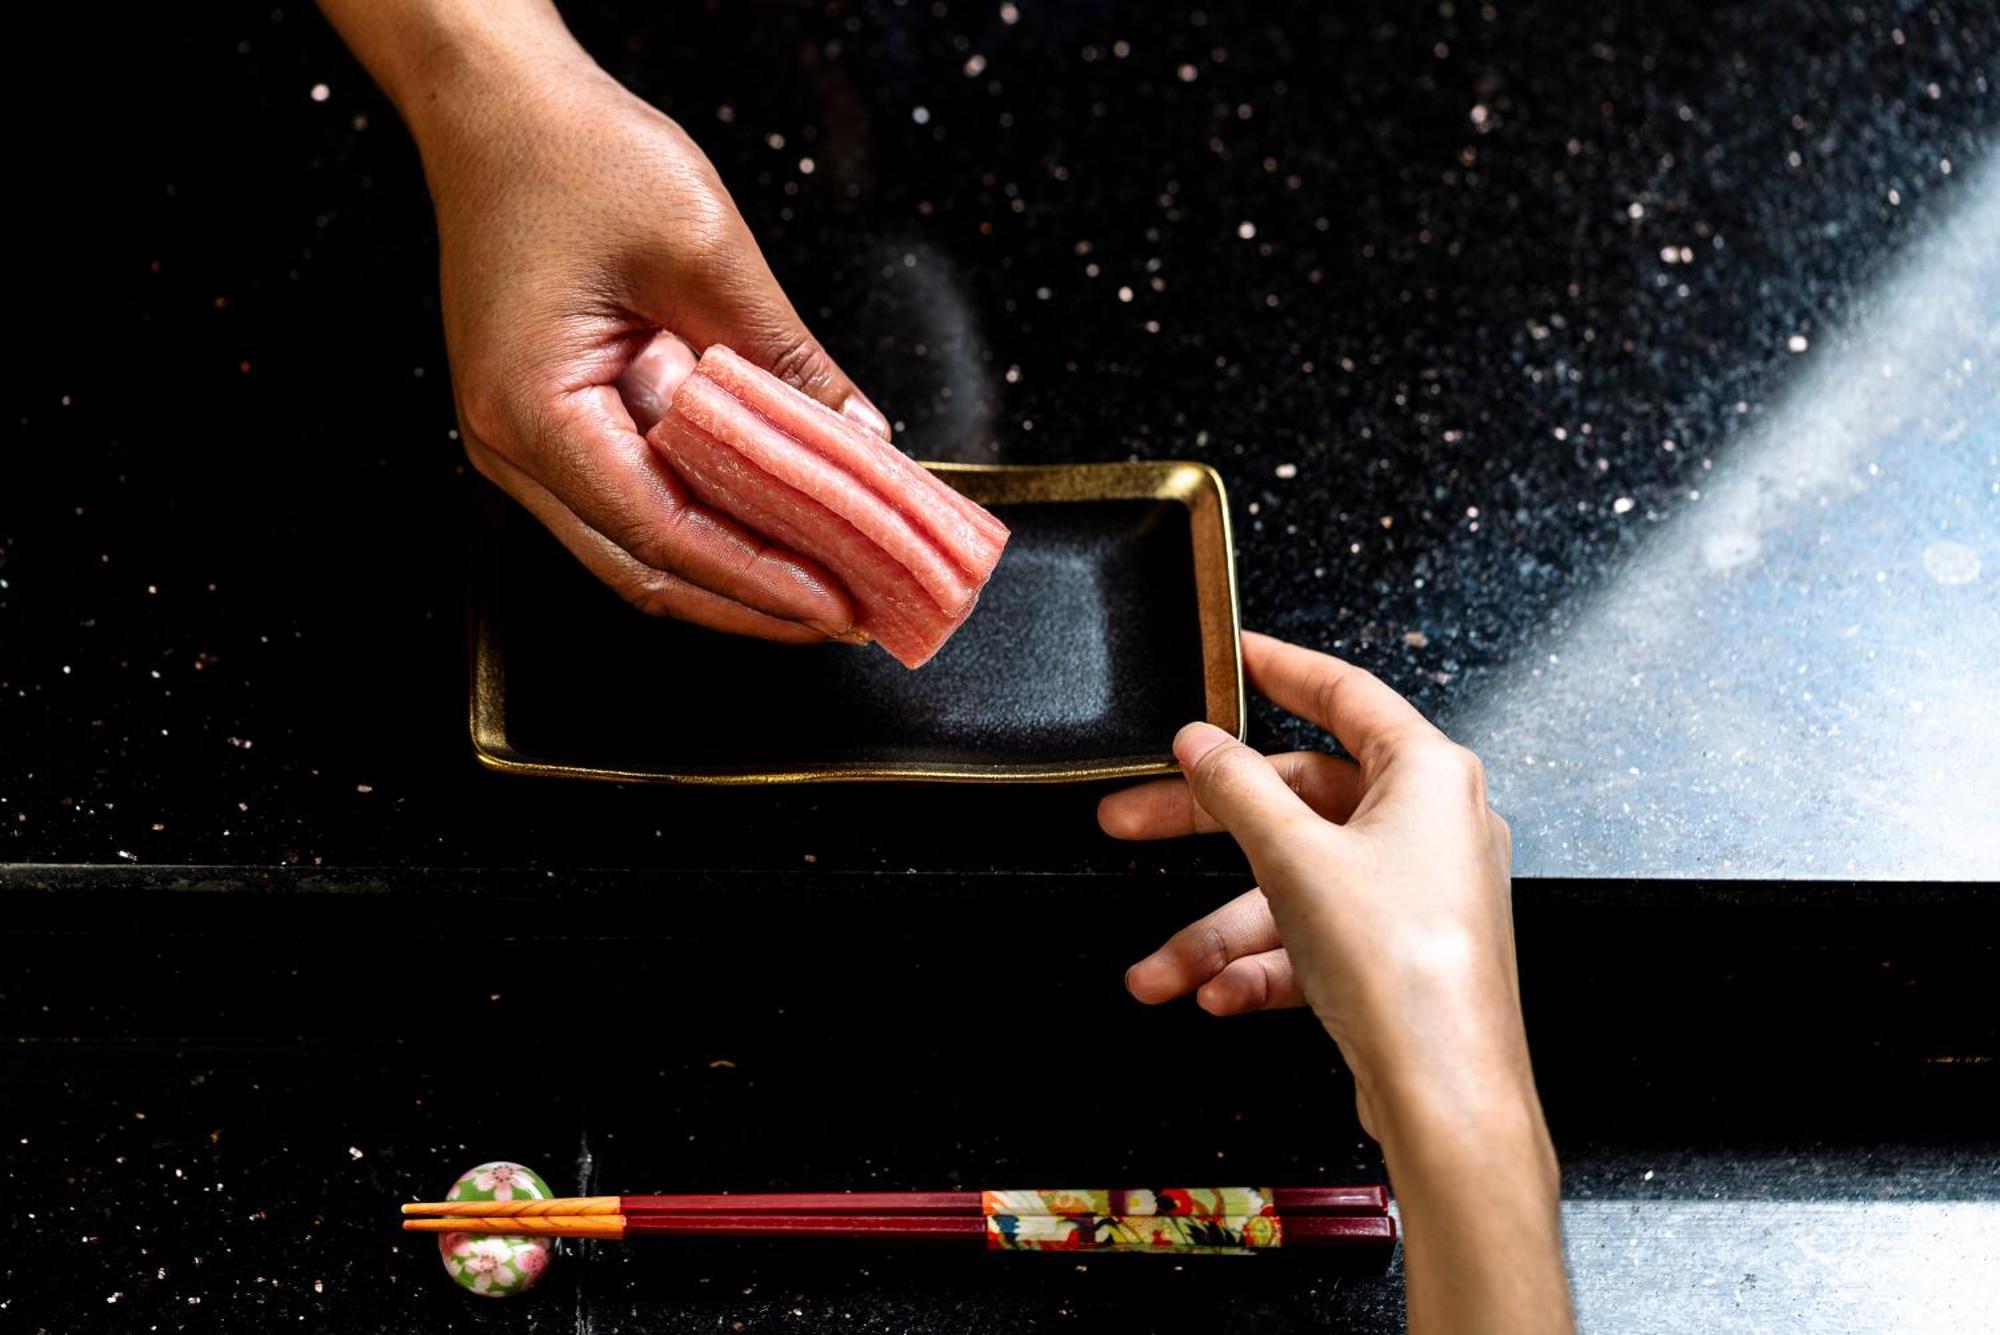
1308, 661, 1380, 728
1252, 954, 1288, 1007
1404, 734, 1479, 776
1307, 666, 1347, 730
1373, 733, 1487, 800
1277, 754, 1313, 801
674, 217, 733, 274
610, 497, 692, 575
665, 187, 747, 278
457, 388, 515, 456
1192, 741, 1255, 791
621, 573, 687, 620
621, 523, 685, 576
1359, 720, 1431, 770
764, 332, 834, 395
1188, 923, 1232, 976
1232, 958, 1273, 1010
1450, 742, 1490, 795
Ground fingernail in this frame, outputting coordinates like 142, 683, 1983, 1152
841, 395, 892, 437
808, 620, 871, 645
1173, 722, 1232, 770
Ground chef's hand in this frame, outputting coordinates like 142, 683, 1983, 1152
320, 0, 886, 641
1100, 631, 1572, 1335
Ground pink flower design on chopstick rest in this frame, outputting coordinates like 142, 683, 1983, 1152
472, 1163, 536, 1201
457, 1238, 520, 1294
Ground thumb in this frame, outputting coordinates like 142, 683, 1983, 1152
1174, 723, 1322, 863
614, 330, 699, 434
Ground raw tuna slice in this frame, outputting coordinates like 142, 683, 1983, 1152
649, 346, 1010, 668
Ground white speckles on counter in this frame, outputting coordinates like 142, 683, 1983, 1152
1464, 160, 2000, 877
1921, 540, 1981, 586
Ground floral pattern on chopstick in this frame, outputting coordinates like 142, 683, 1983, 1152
982, 1187, 1281, 1253
981, 1187, 1274, 1218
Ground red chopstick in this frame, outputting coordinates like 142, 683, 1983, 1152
623, 1213, 1396, 1248
618, 1187, 1388, 1216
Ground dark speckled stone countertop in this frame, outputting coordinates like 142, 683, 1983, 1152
5, 3, 2000, 1333
7, 0, 1997, 880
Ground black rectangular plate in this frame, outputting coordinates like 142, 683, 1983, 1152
470, 462, 1243, 783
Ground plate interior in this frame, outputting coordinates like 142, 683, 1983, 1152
481, 488, 1216, 778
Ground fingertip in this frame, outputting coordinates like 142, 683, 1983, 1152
1124, 956, 1176, 1004
806, 621, 872, 646
1096, 791, 1140, 840
668, 603, 830, 645
755, 623, 837, 645
755, 567, 855, 635
840, 393, 892, 438
1173, 722, 1235, 771
1194, 977, 1245, 1016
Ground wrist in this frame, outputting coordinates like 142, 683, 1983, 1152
405, 17, 596, 146
326, 0, 595, 146
1363, 1054, 1558, 1201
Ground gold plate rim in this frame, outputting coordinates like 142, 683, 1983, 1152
468, 460, 1246, 785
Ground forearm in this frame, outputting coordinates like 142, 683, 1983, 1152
1376, 1076, 1572, 1335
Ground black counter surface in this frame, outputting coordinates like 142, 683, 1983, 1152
6, 869, 1999, 1334
8, 0, 1996, 879
5, 2, 1999, 1332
